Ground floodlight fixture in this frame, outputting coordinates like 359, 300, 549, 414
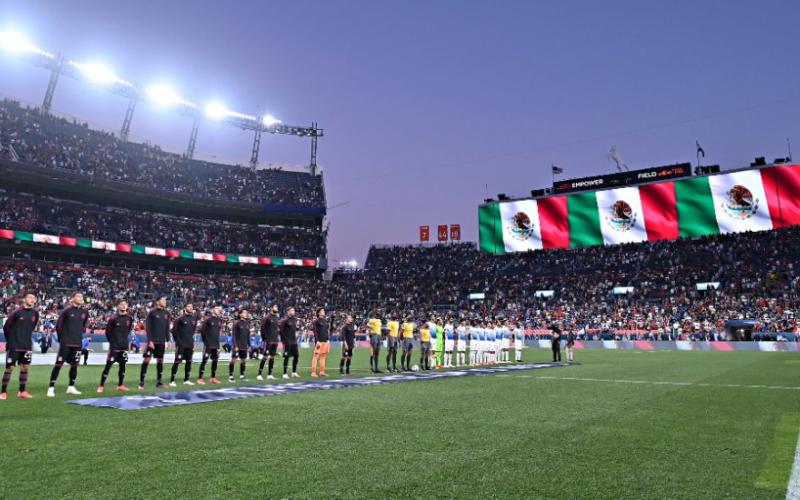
146, 84, 195, 108
262, 114, 281, 126
0, 30, 53, 57
205, 100, 228, 120
70, 60, 132, 87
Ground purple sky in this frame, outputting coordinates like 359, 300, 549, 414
2, 1, 800, 265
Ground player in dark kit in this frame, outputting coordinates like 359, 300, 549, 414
229, 309, 251, 382
170, 303, 198, 386
138, 296, 171, 390
197, 306, 224, 384
48, 292, 89, 397
1, 292, 39, 400
279, 307, 300, 379
550, 322, 562, 363
97, 300, 134, 393
257, 304, 280, 380
339, 314, 356, 375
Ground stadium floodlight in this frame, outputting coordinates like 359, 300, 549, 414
205, 101, 229, 120
146, 84, 195, 108
70, 60, 133, 87
262, 114, 281, 126
0, 30, 53, 58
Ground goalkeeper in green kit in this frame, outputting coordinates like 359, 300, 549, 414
435, 321, 445, 368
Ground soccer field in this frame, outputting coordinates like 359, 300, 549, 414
1, 349, 799, 499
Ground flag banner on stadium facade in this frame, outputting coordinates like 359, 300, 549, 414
419, 225, 430, 242
0, 230, 318, 267
479, 164, 800, 253
437, 224, 448, 241
68, 362, 565, 411
450, 224, 461, 241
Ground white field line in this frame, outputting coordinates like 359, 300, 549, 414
788, 429, 800, 500
525, 375, 800, 391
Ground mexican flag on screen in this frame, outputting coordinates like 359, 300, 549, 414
479, 165, 800, 253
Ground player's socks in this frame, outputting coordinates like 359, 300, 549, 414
68, 363, 78, 386
258, 356, 267, 375
184, 360, 191, 382
292, 357, 298, 373
170, 362, 180, 383
156, 361, 164, 385
229, 362, 235, 377
118, 363, 126, 386
385, 353, 391, 372
283, 356, 289, 375
19, 370, 27, 392
139, 361, 150, 386
1, 368, 12, 393
268, 357, 275, 376
240, 363, 246, 377
211, 359, 218, 378
49, 361, 64, 387
100, 361, 113, 387
339, 358, 345, 373
345, 358, 351, 374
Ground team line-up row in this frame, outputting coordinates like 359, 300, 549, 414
2, 292, 575, 399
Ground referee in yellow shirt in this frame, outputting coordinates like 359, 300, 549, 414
367, 316, 383, 373
386, 318, 400, 372
400, 319, 415, 371
419, 325, 432, 371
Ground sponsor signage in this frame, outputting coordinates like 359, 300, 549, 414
552, 163, 692, 195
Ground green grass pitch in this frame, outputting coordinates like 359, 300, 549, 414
1, 349, 799, 499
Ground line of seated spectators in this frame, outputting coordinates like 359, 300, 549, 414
0, 190, 325, 257
0, 98, 325, 208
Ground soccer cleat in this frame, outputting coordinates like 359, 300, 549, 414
157, 383, 170, 389
17, 391, 32, 399
47, 387, 55, 398
228, 376, 235, 382
96, 386, 105, 394
138, 384, 145, 390
66, 386, 81, 395
256, 375, 263, 381
267, 375, 275, 380
319, 372, 329, 377
196, 378, 205, 385
0, 392, 7, 400
239, 375, 246, 380
291, 372, 300, 378
210, 377, 221, 384
183, 380, 194, 386
169, 381, 177, 387
117, 385, 129, 392
282, 374, 289, 380
310, 373, 318, 378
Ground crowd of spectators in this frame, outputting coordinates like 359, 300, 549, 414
0, 225, 798, 341
0, 191, 325, 257
0, 99, 325, 208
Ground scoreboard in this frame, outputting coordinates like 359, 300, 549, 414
552, 163, 692, 195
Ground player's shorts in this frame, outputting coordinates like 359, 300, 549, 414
231, 348, 248, 360
402, 338, 414, 352
203, 346, 220, 360
369, 334, 382, 350
6, 350, 32, 367
107, 350, 128, 364
57, 345, 82, 365
421, 341, 431, 354
174, 346, 193, 362
387, 336, 399, 350
503, 339, 510, 349
284, 343, 299, 358
144, 343, 166, 359
313, 341, 330, 355
264, 342, 279, 357
445, 340, 455, 351
458, 341, 467, 352
514, 341, 524, 350
341, 342, 354, 358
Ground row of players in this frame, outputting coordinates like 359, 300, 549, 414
1, 292, 544, 400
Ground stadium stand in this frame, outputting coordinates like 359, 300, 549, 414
1, 226, 798, 342
0, 98, 325, 208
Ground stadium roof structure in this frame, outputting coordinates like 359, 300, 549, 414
0, 29, 323, 171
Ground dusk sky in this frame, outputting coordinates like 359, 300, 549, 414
2, 1, 800, 265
